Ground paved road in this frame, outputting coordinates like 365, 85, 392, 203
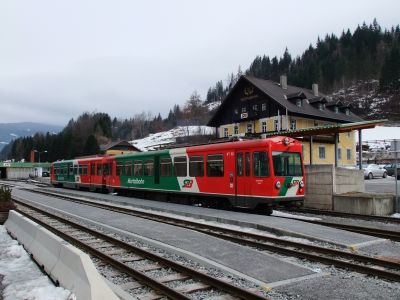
364, 176, 400, 194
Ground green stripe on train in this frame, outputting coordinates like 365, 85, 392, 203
278, 176, 293, 196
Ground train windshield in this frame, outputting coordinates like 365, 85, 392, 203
272, 151, 303, 176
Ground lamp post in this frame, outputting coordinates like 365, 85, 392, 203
34, 150, 47, 163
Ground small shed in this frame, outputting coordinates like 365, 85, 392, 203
100, 140, 141, 155
0, 162, 51, 179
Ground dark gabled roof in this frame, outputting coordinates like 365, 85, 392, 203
100, 140, 141, 152
286, 91, 307, 100
207, 75, 363, 126
326, 99, 343, 107
308, 96, 327, 104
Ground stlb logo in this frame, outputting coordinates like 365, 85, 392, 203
182, 179, 193, 188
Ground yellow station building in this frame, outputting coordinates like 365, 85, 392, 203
207, 75, 363, 167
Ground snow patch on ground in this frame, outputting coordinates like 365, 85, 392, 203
130, 125, 215, 151
272, 210, 322, 221
391, 213, 400, 219
0, 226, 75, 300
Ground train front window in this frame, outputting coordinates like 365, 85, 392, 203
253, 152, 269, 177
272, 151, 302, 176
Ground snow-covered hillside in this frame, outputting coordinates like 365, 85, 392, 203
130, 126, 215, 151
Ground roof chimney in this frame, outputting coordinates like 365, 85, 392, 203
312, 83, 319, 96
280, 75, 287, 90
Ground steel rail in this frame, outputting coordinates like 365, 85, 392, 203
13, 190, 400, 282
280, 208, 400, 224
13, 198, 268, 300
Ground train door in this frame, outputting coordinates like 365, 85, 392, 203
235, 151, 252, 206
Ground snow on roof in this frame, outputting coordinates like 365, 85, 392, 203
130, 126, 215, 151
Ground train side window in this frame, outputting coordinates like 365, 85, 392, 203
253, 151, 270, 177
73, 166, 78, 175
144, 160, 154, 176
103, 163, 109, 176
189, 156, 204, 177
236, 153, 244, 176
83, 165, 88, 175
160, 158, 172, 176
134, 160, 143, 176
90, 164, 95, 176
125, 161, 132, 176
116, 163, 123, 176
207, 154, 224, 177
174, 156, 187, 177
68, 165, 73, 175
79, 165, 83, 175
96, 164, 102, 176
245, 152, 251, 176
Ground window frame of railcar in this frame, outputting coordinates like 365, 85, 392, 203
73, 165, 78, 175
236, 152, 244, 176
206, 154, 224, 177
124, 161, 133, 176
253, 151, 270, 177
174, 156, 187, 177
143, 160, 154, 176
103, 163, 110, 176
189, 156, 204, 177
133, 160, 143, 176
160, 158, 172, 176
69, 165, 73, 176
116, 162, 123, 176
96, 164, 102, 176
245, 152, 251, 176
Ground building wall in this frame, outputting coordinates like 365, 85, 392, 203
218, 115, 356, 166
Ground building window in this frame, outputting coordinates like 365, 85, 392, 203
247, 123, 252, 133
314, 120, 319, 127
234, 125, 239, 135
296, 99, 302, 107
241, 107, 246, 113
347, 132, 351, 138
252, 104, 258, 111
262, 103, 267, 111
223, 127, 228, 137
261, 121, 267, 133
345, 108, 350, 115
347, 149, 351, 160
318, 146, 326, 159
274, 119, 279, 131
290, 119, 296, 130
338, 148, 342, 160
318, 103, 324, 111
334, 106, 339, 113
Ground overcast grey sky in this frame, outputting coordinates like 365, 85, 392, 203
0, 0, 399, 126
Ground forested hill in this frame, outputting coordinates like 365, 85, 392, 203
206, 20, 400, 121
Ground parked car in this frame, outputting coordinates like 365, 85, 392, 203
384, 163, 400, 179
363, 164, 387, 179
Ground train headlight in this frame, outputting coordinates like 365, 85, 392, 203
275, 181, 281, 189
283, 137, 290, 145
299, 181, 304, 188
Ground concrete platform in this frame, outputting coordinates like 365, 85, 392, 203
37, 187, 386, 248
13, 188, 318, 286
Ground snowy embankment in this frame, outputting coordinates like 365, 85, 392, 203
131, 125, 215, 151
0, 226, 75, 300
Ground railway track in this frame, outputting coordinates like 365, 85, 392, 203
279, 208, 400, 224
13, 189, 400, 283
14, 200, 267, 300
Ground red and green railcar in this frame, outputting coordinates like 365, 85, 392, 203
51, 136, 305, 213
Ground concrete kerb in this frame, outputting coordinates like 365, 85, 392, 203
52, 243, 118, 300
29, 226, 64, 274
5, 210, 40, 249
5, 210, 118, 300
